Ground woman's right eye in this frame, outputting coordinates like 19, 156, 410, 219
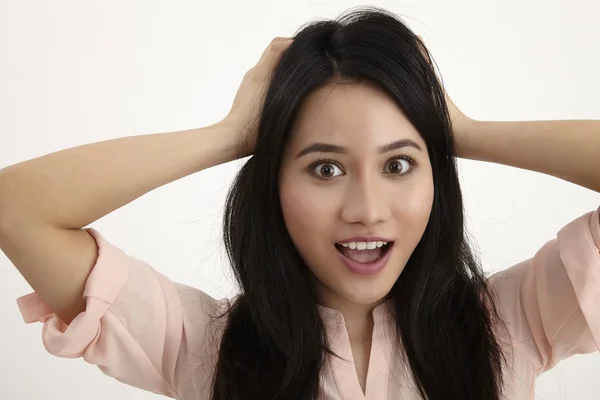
312, 162, 344, 179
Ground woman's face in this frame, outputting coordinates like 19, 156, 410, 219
279, 80, 435, 310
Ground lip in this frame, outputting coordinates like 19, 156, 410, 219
336, 236, 393, 244
335, 241, 394, 276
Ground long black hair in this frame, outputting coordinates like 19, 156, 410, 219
211, 6, 508, 399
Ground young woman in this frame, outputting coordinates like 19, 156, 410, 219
1, 7, 599, 400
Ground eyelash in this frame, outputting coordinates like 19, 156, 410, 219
308, 155, 418, 181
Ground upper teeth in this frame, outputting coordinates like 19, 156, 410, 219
338, 241, 387, 250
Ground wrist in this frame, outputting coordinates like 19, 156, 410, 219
220, 116, 254, 159
215, 118, 248, 160
454, 118, 481, 160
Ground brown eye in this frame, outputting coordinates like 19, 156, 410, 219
385, 158, 411, 175
312, 162, 343, 179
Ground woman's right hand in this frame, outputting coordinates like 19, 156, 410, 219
224, 37, 293, 158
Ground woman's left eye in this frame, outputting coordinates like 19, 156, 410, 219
384, 157, 414, 175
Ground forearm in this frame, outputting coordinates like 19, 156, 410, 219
0, 120, 240, 230
459, 119, 600, 192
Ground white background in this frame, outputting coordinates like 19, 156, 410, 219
0, 0, 599, 399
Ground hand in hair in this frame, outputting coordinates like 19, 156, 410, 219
442, 86, 474, 152
417, 35, 474, 157
225, 37, 294, 158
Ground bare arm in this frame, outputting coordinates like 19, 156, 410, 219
459, 119, 600, 193
0, 120, 240, 324
0, 122, 239, 230
0, 36, 292, 325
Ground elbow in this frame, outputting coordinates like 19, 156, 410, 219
0, 168, 24, 238
0, 171, 9, 236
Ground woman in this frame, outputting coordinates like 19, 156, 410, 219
1, 6, 599, 400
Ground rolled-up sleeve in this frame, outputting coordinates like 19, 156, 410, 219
16, 228, 229, 398
489, 205, 600, 374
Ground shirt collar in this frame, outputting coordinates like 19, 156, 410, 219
316, 298, 395, 326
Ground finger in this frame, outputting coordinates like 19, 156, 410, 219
259, 38, 292, 62
272, 36, 294, 42
415, 35, 429, 58
265, 39, 293, 63
271, 38, 294, 51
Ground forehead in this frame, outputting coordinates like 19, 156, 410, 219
287, 80, 423, 150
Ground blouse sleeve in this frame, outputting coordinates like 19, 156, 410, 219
15, 228, 229, 398
489, 205, 600, 374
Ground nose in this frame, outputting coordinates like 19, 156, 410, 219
341, 175, 391, 227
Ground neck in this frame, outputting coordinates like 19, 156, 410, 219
317, 295, 384, 342
346, 308, 375, 344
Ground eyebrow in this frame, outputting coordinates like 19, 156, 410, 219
295, 139, 422, 158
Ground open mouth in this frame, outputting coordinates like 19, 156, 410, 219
334, 241, 394, 264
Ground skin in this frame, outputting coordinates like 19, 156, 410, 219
277, 67, 600, 394
279, 79, 435, 345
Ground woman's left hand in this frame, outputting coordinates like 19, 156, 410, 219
416, 37, 600, 192
444, 91, 475, 158
416, 35, 474, 157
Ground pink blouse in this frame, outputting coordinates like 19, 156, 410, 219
16, 206, 600, 399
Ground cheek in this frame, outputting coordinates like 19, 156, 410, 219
280, 182, 335, 244
391, 179, 434, 225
